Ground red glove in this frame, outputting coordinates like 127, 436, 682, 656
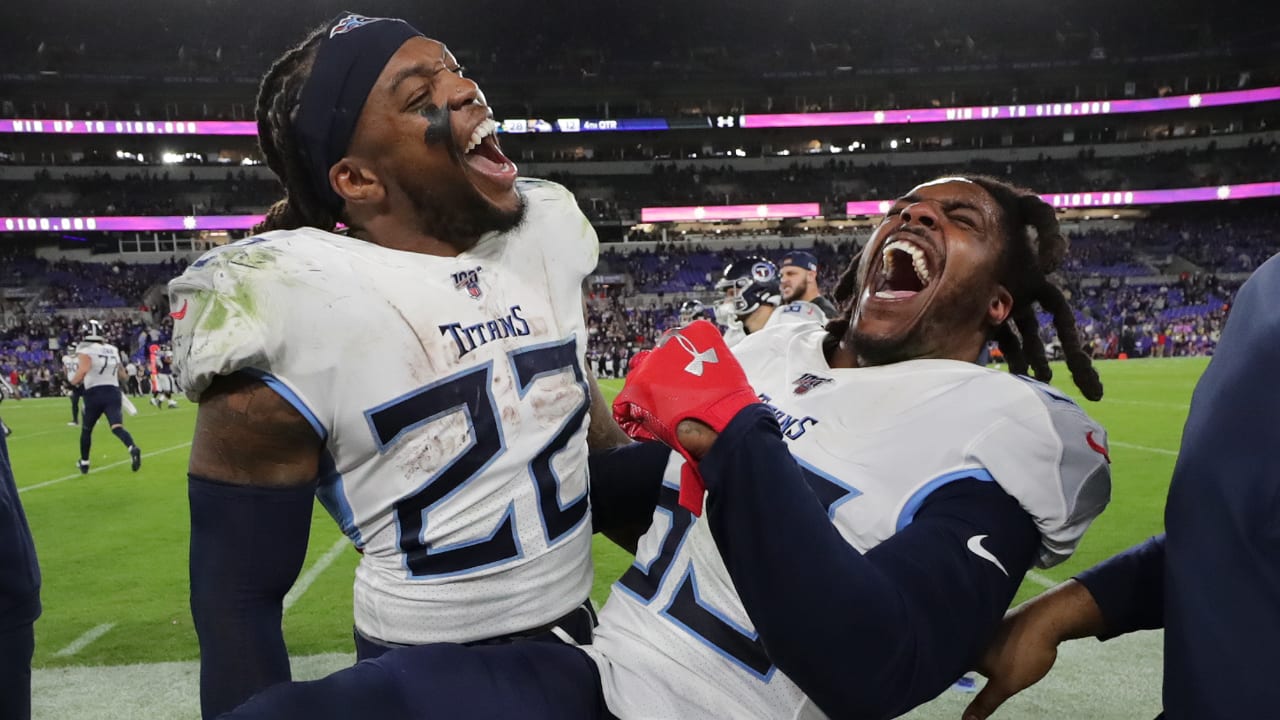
614, 350, 659, 442
612, 320, 760, 515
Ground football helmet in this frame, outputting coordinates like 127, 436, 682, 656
715, 257, 781, 317
679, 300, 709, 325
81, 319, 105, 342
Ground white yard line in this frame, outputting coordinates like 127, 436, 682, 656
1110, 440, 1179, 457
283, 537, 350, 613
6, 410, 185, 441
53, 623, 116, 658
18, 442, 193, 494
1025, 570, 1057, 589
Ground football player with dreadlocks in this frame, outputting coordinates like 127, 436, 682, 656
222, 174, 1111, 720
169, 13, 643, 720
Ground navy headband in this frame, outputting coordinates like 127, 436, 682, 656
295, 13, 425, 212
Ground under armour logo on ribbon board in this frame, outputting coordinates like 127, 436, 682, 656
671, 333, 719, 376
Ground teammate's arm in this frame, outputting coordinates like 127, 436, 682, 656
585, 365, 630, 451
963, 535, 1165, 719
586, 360, 664, 552
69, 354, 91, 386
588, 441, 670, 553
694, 406, 1040, 720
188, 372, 323, 719
582, 331, 662, 551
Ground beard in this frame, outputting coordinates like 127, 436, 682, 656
783, 277, 808, 303
403, 141, 527, 250
849, 272, 992, 366
408, 181, 526, 250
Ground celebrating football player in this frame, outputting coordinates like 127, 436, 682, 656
221, 174, 1112, 720
169, 14, 638, 719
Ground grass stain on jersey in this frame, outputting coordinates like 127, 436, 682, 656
195, 280, 259, 334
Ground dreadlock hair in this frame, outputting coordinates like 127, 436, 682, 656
822, 174, 1104, 401
252, 23, 341, 235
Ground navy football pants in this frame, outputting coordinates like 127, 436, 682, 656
81, 386, 124, 429
221, 639, 613, 720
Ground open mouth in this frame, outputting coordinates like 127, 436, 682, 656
462, 118, 517, 185
874, 237, 935, 300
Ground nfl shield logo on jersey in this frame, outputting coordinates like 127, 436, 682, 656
452, 267, 484, 300
792, 372, 833, 395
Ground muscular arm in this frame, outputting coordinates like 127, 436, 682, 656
188, 373, 324, 719
584, 360, 630, 452
582, 364, 661, 552
189, 373, 322, 485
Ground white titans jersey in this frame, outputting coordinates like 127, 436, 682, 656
63, 354, 79, 381
724, 301, 824, 348
769, 300, 826, 326
722, 323, 748, 348
169, 178, 600, 645
77, 342, 123, 390
587, 321, 1111, 720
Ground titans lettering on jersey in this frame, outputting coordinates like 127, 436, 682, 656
756, 392, 819, 440
168, 178, 602, 647
439, 305, 531, 357
587, 322, 1111, 720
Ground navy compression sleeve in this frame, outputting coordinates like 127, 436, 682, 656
1074, 534, 1166, 639
588, 441, 669, 537
701, 405, 1039, 720
189, 474, 316, 719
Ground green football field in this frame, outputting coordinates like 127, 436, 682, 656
6, 358, 1200, 718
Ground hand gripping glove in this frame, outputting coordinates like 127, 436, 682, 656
614, 350, 659, 442
612, 320, 760, 515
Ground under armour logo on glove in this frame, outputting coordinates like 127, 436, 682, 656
612, 320, 761, 515
671, 333, 719, 376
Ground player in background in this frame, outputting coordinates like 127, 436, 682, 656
677, 299, 712, 326
69, 321, 142, 474
777, 250, 838, 318
169, 14, 636, 719
125, 359, 140, 396
715, 257, 825, 347
150, 347, 179, 409
0, 375, 14, 438
62, 351, 83, 426
221, 175, 1110, 720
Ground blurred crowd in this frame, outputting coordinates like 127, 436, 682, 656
587, 211, 1279, 371
0, 313, 173, 398
5, 144, 1276, 224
